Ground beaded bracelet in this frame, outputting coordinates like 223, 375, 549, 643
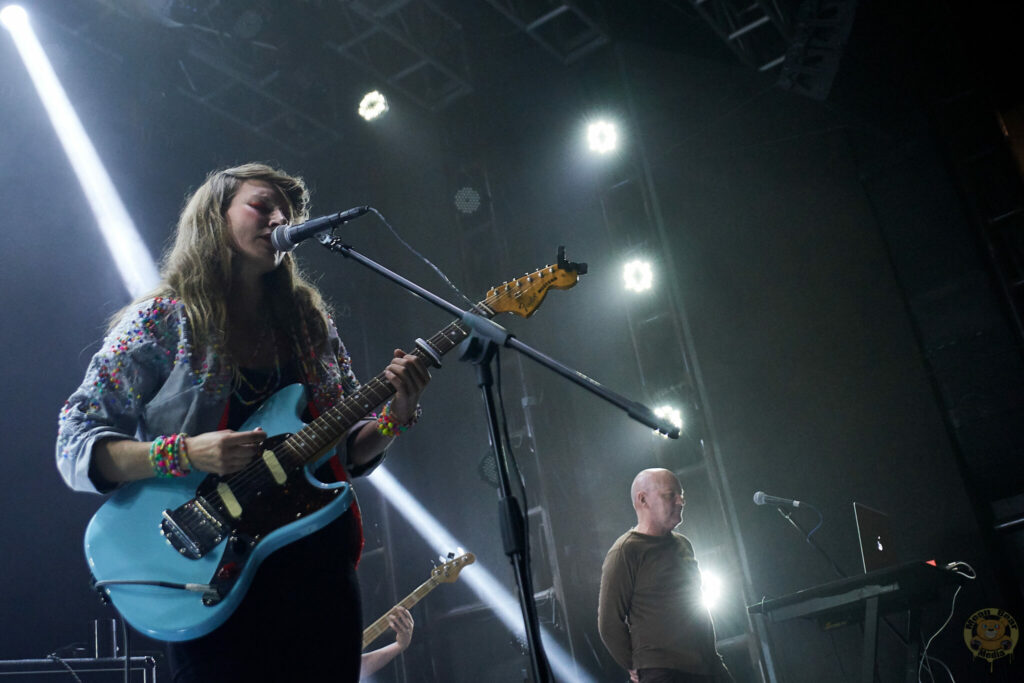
149, 433, 191, 478
375, 401, 422, 438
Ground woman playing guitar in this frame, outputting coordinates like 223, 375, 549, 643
57, 163, 431, 682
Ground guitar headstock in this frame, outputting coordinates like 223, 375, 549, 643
485, 246, 587, 318
432, 552, 476, 583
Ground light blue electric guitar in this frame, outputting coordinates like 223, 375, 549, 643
84, 249, 586, 642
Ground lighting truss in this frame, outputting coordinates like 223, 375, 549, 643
45, 0, 345, 156
776, 0, 858, 100
160, 0, 347, 156
688, 0, 796, 72
689, 0, 857, 99
175, 39, 345, 156
326, 0, 473, 112
482, 0, 608, 65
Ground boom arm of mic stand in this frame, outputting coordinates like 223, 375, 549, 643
503, 335, 680, 438
320, 237, 679, 438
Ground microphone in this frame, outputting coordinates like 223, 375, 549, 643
270, 206, 370, 251
753, 491, 803, 508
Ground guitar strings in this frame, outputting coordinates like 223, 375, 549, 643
193, 276, 550, 516
198, 284, 525, 508
205, 274, 551, 506
201, 321, 462, 505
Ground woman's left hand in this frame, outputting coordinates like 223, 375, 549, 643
384, 348, 431, 422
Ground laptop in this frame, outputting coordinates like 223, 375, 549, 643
853, 502, 897, 573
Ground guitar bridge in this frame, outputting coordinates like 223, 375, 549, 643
161, 497, 227, 560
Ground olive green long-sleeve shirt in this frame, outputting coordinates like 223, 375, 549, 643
597, 529, 728, 676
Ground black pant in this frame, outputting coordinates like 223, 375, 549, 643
168, 515, 362, 683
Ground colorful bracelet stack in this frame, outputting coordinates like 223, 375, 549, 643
375, 401, 422, 437
150, 433, 191, 478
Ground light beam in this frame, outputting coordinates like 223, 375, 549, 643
367, 465, 593, 682
3, 5, 158, 297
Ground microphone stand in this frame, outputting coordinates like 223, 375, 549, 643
319, 238, 679, 683
773, 506, 847, 579
773, 506, 906, 683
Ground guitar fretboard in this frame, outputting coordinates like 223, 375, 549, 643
277, 304, 492, 469
362, 575, 441, 649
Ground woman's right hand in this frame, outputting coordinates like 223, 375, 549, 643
184, 428, 266, 475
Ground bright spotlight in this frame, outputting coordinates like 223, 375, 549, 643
358, 90, 388, 121
623, 259, 653, 292
587, 120, 618, 154
3, 4, 158, 297
701, 569, 723, 610
653, 405, 683, 438
1, 4, 28, 29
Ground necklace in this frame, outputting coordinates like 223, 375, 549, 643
232, 358, 281, 406
231, 327, 282, 406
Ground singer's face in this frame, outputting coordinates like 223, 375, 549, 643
225, 180, 290, 275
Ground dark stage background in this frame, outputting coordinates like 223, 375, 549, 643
2, 1, 1023, 681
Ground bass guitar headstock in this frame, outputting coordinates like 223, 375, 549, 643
432, 552, 476, 583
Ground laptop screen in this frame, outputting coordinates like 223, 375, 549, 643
854, 502, 897, 573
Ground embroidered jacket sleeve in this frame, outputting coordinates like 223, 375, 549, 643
56, 298, 185, 494
314, 317, 385, 478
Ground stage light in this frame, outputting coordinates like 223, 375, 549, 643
587, 120, 618, 154
358, 90, 388, 121
3, 5, 158, 297
454, 186, 481, 215
701, 569, 723, 610
623, 259, 653, 292
367, 465, 593, 682
653, 405, 683, 438
1, 4, 27, 28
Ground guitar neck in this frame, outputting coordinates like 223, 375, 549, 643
362, 575, 441, 650
285, 305, 493, 467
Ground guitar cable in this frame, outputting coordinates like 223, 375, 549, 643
94, 578, 218, 597
363, 208, 476, 307
45, 652, 84, 683
917, 561, 976, 683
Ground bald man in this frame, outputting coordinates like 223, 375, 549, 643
598, 468, 732, 683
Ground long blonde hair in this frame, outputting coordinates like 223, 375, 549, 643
116, 163, 332, 358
